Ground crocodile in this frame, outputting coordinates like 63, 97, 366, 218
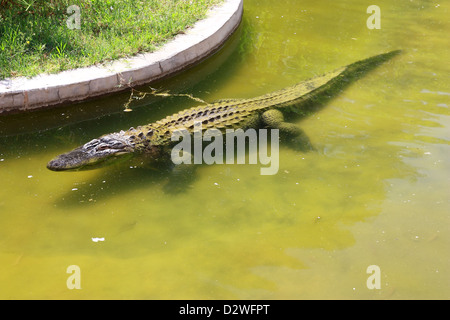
47, 50, 400, 172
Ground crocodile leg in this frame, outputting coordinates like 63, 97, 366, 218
261, 109, 314, 151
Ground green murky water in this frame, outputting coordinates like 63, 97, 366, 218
0, 0, 449, 299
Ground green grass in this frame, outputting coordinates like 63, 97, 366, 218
0, 0, 223, 79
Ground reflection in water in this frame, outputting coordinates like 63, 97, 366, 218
0, 0, 449, 299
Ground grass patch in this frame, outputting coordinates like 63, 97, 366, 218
0, 0, 223, 79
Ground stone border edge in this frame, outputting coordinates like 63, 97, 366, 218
0, 0, 243, 114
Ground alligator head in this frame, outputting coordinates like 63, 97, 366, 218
47, 133, 135, 171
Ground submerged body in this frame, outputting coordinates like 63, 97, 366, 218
47, 51, 400, 172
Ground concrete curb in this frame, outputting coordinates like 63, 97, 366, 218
0, 0, 243, 114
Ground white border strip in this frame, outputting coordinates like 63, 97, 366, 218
0, 0, 243, 113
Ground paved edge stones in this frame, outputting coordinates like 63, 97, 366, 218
0, 0, 243, 114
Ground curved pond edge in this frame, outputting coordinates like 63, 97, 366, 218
0, 0, 243, 114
